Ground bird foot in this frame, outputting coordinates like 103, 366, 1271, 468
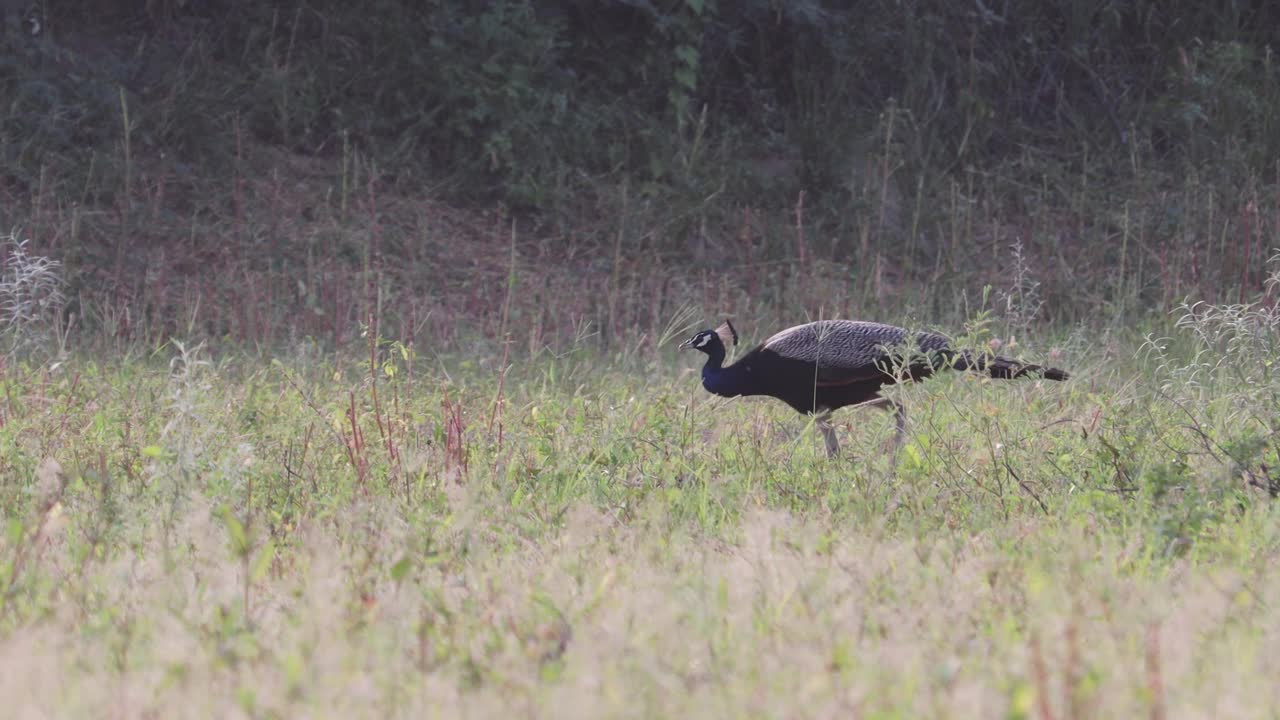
817, 414, 840, 458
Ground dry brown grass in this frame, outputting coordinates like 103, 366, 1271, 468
3, 491, 1279, 719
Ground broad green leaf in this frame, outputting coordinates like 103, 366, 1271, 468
6, 517, 23, 546
674, 68, 697, 91
675, 45, 699, 68
250, 539, 275, 583
390, 555, 413, 583
220, 507, 248, 556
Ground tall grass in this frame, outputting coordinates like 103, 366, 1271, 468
1, 274, 1279, 715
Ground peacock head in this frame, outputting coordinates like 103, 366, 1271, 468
678, 319, 738, 354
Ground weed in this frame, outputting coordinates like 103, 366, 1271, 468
0, 232, 65, 360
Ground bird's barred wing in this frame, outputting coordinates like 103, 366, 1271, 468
762, 321, 953, 384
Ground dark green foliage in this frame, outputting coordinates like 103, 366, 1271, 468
1, 0, 1278, 331
6, 0, 1278, 206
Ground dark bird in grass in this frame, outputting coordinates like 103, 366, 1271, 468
679, 319, 1069, 457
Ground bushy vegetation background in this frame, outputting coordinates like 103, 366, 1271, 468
3, 0, 1279, 343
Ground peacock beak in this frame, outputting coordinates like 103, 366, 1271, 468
678, 338, 695, 350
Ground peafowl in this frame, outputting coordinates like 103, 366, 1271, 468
679, 319, 1069, 456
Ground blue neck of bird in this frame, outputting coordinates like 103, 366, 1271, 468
701, 344, 726, 370
701, 346, 745, 397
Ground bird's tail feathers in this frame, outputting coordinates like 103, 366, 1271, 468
951, 351, 1069, 381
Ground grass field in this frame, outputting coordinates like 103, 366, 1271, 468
2, 273, 1279, 719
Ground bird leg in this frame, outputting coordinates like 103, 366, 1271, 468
862, 396, 906, 453
815, 398, 905, 459
815, 412, 840, 457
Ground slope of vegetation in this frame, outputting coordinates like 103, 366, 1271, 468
2, 0, 1278, 346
